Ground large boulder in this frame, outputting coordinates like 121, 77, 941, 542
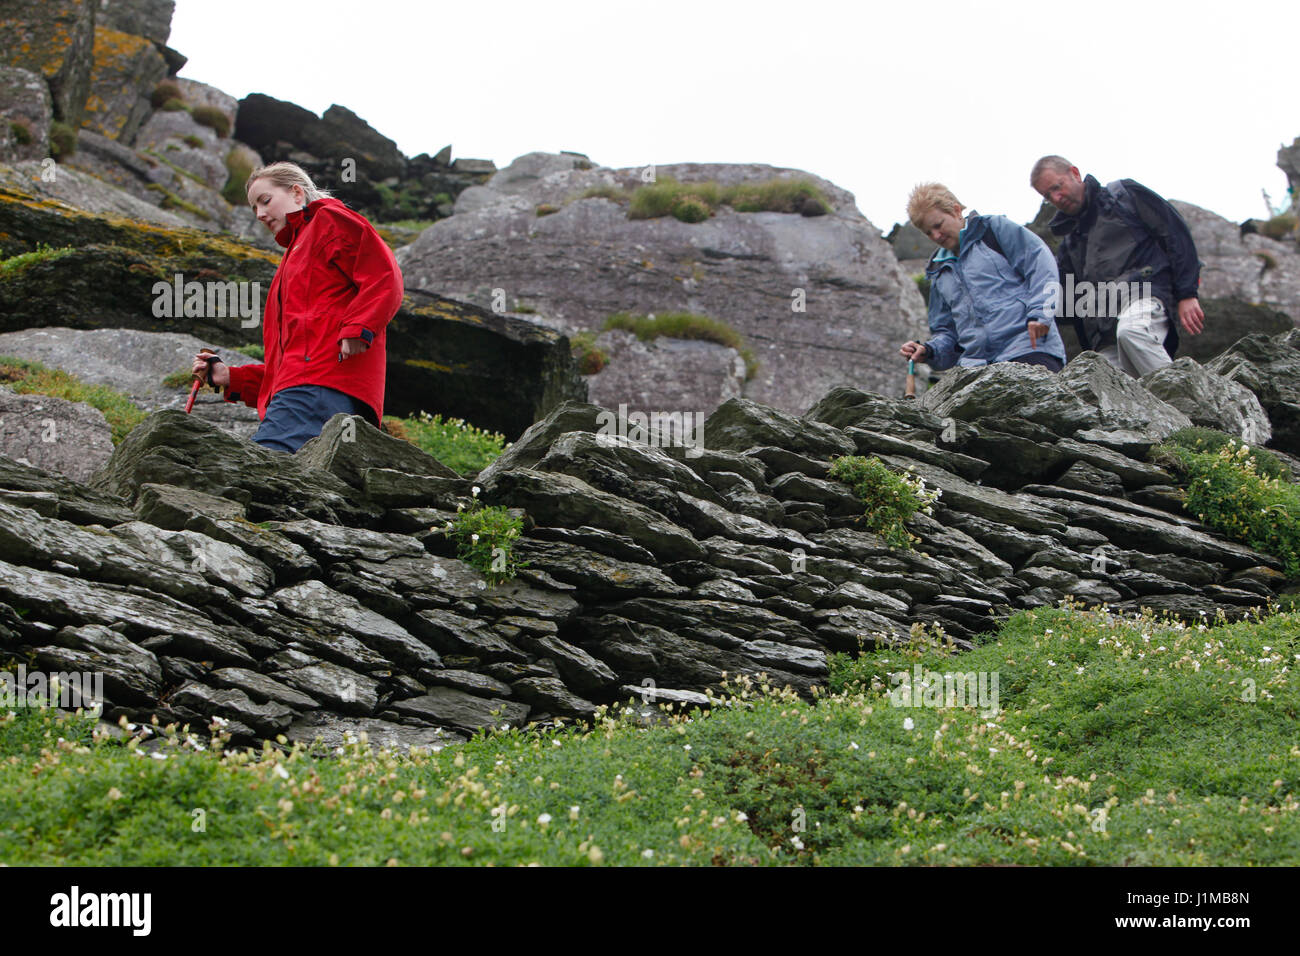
387, 289, 587, 440
0, 327, 262, 439
1206, 329, 1300, 454
0, 385, 115, 482
1141, 357, 1271, 443
584, 329, 745, 416
920, 353, 1193, 441
398, 154, 928, 417
1174, 200, 1300, 325
0, 0, 96, 126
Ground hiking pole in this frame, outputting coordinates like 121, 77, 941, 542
904, 358, 917, 400
186, 349, 220, 413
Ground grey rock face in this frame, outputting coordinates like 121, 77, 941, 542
0, 386, 114, 482
399, 154, 926, 416
0, 66, 52, 164
1142, 358, 1271, 442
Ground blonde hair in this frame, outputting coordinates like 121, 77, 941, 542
907, 182, 961, 228
244, 161, 332, 205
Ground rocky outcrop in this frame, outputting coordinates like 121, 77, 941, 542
0, 386, 114, 482
398, 152, 928, 417
0, 357, 1290, 749
0, 67, 52, 164
1207, 328, 1300, 455
233, 92, 494, 224
0, 0, 96, 127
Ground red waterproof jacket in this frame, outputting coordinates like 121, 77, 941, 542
225, 197, 404, 424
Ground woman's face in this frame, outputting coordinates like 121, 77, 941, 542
247, 178, 305, 235
919, 205, 964, 252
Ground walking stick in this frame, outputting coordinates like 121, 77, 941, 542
186, 349, 220, 413
904, 358, 916, 400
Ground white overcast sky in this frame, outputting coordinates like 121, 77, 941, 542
171, 0, 1296, 231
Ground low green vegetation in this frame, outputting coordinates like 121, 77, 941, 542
440, 494, 527, 586
627, 176, 830, 223
221, 149, 256, 207
827, 455, 941, 550
9, 119, 32, 146
569, 330, 608, 375
0, 243, 75, 280
234, 343, 264, 359
191, 106, 231, 139
150, 81, 183, 109
572, 177, 831, 223
1, 604, 1296, 865
381, 411, 507, 476
1156, 426, 1289, 480
1152, 433, 1300, 578
48, 121, 76, 160
603, 311, 757, 379
1259, 213, 1298, 241
0, 356, 145, 444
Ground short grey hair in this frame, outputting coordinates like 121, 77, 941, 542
1030, 155, 1074, 184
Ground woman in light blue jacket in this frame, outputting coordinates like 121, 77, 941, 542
900, 183, 1066, 372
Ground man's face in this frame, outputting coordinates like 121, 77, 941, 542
1033, 166, 1086, 215
920, 205, 964, 252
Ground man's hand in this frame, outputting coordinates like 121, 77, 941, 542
1177, 298, 1204, 335
899, 341, 929, 361
1027, 321, 1050, 348
338, 337, 369, 361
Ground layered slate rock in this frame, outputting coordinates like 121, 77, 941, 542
0, 351, 1292, 747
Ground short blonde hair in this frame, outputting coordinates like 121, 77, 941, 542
245, 161, 332, 205
907, 182, 961, 229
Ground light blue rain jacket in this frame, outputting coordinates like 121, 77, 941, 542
922, 212, 1066, 370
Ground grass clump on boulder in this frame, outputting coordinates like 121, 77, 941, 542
827, 455, 941, 550
150, 80, 183, 109
602, 311, 757, 379
569, 329, 608, 374
0, 356, 144, 444
191, 105, 231, 138
627, 176, 831, 222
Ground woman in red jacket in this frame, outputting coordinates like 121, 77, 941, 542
192, 162, 404, 452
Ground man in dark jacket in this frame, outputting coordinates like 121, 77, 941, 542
1030, 156, 1204, 377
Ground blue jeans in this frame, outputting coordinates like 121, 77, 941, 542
252, 385, 371, 453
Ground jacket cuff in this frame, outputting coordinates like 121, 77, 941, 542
339, 324, 374, 344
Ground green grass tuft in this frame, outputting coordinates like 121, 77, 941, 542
0, 356, 145, 444
602, 312, 757, 379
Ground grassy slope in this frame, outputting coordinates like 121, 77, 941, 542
2, 603, 1296, 866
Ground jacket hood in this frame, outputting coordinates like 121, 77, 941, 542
1047, 174, 1101, 237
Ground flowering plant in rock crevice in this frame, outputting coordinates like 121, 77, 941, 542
827, 455, 942, 550
440, 486, 528, 586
